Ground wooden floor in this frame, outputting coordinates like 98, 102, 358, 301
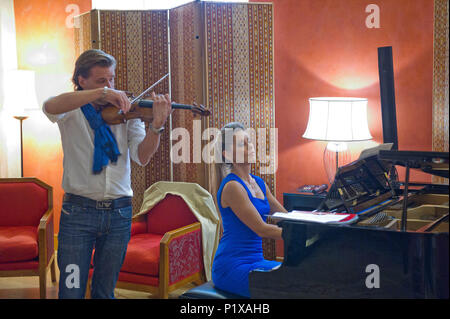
0, 262, 195, 299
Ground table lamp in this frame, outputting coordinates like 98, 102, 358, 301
303, 97, 372, 183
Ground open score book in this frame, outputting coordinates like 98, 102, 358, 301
272, 211, 359, 224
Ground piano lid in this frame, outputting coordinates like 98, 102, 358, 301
378, 150, 449, 179
318, 144, 396, 215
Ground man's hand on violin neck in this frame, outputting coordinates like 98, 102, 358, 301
151, 92, 172, 129
98, 88, 131, 114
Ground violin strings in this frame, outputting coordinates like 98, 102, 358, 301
130, 73, 170, 104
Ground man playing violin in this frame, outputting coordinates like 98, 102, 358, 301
43, 49, 171, 299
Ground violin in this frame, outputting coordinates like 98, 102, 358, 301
101, 97, 210, 125
100, 73, 210, 125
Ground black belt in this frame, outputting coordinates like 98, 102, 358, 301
63, 193, 132, 210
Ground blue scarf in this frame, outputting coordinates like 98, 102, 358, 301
80, 103, 121, 174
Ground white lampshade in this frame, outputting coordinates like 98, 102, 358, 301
303, 97, 372, 142
2, 70, 39, 115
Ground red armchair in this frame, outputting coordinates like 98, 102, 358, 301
0, 178, 56, 299
87, 194, 205, 298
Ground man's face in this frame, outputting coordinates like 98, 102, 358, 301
78, 65, 115, 90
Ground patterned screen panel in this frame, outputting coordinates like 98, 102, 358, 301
100, 10, 170, 214
170, 2, 206, 186
204, 2, 276, 194
432, 0, 449, 184
74, 12, 93, 58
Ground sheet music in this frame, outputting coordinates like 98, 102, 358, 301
358, 143, 393, 160
272, 211, 350, 223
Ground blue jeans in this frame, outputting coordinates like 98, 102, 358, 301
57, 200, 132, 299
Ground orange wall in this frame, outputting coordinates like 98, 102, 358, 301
14, 0, 91, 233
251, 0, 434, 200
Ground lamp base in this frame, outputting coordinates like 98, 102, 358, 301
323, 142, 352, 184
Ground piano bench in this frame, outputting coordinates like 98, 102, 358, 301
179, 281, 248, 299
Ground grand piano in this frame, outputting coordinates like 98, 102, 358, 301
249, 149, 449, 298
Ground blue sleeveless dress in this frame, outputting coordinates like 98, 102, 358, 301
212, 173, 281, 297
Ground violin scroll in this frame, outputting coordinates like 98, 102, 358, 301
190, 102, 211, 117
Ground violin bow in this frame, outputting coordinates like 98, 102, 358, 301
126, 72, 211, 117
130, 73, 170, 104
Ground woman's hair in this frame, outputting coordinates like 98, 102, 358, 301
217, 121, 245, 157
210, 122, 246, 202
72, 49, 116, 91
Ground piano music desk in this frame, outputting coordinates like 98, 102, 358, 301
283, 191, 326, 212
263, 192, 326, 261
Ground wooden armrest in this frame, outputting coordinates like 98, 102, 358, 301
38, 208, 54, 267
159, 222, 202, 290
160, 222, 201, 246
38, 208, 53, 231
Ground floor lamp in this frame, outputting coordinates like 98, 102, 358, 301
4, 70, 39, 178
303, 97, 372, 184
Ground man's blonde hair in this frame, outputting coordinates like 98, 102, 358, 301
72, 49, 116, 91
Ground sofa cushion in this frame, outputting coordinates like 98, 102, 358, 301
0, 226, 39, 263
146, 194, 198, 235
120, 233, 163, 276
0, 182, 48, 227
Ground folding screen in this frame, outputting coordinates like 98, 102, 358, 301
74, 1, 275, 214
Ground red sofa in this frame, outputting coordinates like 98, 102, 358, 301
0, 178, 56, 299
87, 194, 205, 298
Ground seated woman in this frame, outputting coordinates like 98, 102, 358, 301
211, 122, 287, 297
